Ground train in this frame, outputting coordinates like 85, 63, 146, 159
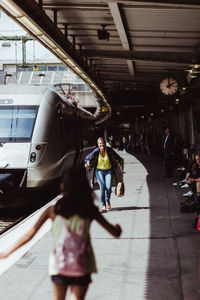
0, 85, 98, 202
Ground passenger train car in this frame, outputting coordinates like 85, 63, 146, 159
0, 85, 97, 201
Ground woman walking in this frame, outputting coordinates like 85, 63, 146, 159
0, 167, 121, 300
85, 137, 123, 212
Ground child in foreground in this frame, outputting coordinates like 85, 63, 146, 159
0, 167, 122, 300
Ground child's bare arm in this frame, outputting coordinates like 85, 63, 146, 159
95, 214, 122, 237
0, 206, 52, 258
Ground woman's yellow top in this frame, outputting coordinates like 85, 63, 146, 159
97, 152, 111, 170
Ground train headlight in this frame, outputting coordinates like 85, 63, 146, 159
30, 152, 36, 162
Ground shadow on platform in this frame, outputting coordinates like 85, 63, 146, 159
111, 206, 150, 212
126, 151, 200, 299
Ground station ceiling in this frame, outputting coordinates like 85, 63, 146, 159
1, 0, 200, 122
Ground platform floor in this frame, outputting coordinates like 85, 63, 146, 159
0, 151, 200, 300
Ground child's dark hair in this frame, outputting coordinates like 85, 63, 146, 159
54, 166, 98, 219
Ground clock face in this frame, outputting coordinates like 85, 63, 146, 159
160, 77, 179, 95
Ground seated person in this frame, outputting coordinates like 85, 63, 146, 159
186, 154, 200, 196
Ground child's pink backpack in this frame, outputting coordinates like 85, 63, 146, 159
54, 217, 90, 276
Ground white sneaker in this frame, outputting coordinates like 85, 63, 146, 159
183, 191, 193, 197
173, 179, 187, 186
180, 178, 187, 183
177, 167, 185, 171
181, 183, 189, 188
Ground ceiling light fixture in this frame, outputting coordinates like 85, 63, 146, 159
73, 66, 82, 74
193, 64, 200, 68
54, 47, 68, 59
186, 53, 200, 78
19, 16, 43, 36
97, 25, 110, 41
0, 0, 23, 17
64, 58, 76, 68
40, 35, 58, 49
175, 98, 180, 104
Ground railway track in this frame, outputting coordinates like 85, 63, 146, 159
0, 216, 26, 234
0, 201, 47, 235
0, 205, 46, 235
0, 206, 32, 234
0, 217, 25, 235
0, 193, 62, 235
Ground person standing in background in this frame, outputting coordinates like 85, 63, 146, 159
122, 135, 127, 152
163, 127, 175, 178
146, 131, 154, 156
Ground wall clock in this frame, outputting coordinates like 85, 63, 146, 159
160, 77, 179, 95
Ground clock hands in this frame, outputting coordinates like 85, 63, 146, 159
167, 81, 177, 88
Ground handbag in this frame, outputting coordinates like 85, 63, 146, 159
115, 182, 125, 197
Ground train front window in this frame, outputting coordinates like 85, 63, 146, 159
0, 106, 38, 142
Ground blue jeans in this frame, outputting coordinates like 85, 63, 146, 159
95, 169, 112, 206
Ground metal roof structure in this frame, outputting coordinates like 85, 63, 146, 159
1, 0, 200, 121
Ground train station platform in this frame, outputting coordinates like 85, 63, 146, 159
0, 151, 200, 300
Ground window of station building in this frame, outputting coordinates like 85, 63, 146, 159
17, 66, 33, 72
27, 66, 34, 71
48, 66, 57, 71
58, 65, 68, 71
78, 84, 90, 91
75, 77, 85, 84
38, 65, 47, 71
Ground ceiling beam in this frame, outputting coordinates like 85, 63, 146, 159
97, 69, 130, 74
57, 26, 200, 34
43, 4, 108, 10
57, 32, 200, 41
108, 2, 135, 76
82, 49, 193, 64
102, 74, 161, 83
45, 0, 200, 9
108, 3, 129, 50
